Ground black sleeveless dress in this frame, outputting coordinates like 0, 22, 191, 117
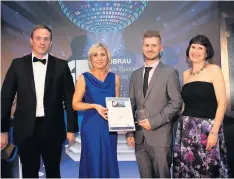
173, 81, 230, 178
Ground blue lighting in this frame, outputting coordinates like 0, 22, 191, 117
58, 1, 148, 33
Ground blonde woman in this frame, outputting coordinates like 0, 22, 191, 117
72, 43, 120, 178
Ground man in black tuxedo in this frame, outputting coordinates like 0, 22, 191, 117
1, 25, 78, 178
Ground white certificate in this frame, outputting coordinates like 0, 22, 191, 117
106, 97, 135, 132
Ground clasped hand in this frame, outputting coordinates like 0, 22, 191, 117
137, 119, 151, 130
206, 133, 218, 151
67, 132, 75, 147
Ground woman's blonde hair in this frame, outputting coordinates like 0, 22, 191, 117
88, 43, 112, 72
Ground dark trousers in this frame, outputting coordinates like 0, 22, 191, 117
1, 160, 13, 178
135, 138, 171, 178
17, 117, 62, 178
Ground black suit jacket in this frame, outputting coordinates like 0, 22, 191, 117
1, 54, 78, 145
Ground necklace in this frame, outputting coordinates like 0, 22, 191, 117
190, 64, 207, 76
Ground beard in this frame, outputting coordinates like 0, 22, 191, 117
143, 52, 161, 61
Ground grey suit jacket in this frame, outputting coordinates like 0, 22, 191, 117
126, 62, 182, 147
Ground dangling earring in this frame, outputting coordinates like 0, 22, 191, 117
88, 61, 93, 70
106, 63, 110, 72
205, 54, 208, 63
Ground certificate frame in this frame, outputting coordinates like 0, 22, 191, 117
106, 97, 135, 132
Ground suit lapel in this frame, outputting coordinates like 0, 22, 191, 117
144, 62, 164, 102
24, 54, 36, 95
44, 54, 55, 94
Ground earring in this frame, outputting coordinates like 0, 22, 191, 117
88, 62, 93, 69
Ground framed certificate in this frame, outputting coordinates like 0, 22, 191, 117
106, 97, 135, 132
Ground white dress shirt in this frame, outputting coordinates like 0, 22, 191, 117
32, 53, 48, 117
143, 60, 160, 85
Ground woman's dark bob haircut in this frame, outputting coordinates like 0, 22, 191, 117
186, 35, 214, 60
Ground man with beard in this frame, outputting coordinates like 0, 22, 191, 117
126, 30, 182, 178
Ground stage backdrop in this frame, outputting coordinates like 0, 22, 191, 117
1, 1, 223, 178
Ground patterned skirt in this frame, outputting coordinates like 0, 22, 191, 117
173, 116, 230, 178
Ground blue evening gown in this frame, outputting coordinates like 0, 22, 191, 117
79, 72, 119, 178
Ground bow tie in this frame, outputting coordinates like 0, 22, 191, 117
33, 57, 46, 65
